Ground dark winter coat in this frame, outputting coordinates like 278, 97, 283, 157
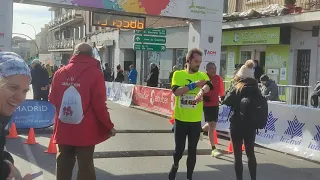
222, 78, 261, 129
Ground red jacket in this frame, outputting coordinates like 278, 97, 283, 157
204, 74, 225, 107
49, 55, 114, 146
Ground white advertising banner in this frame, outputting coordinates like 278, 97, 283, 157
0, 0, 13, 52
106, 82, 134, 107
215, 102, 320, 162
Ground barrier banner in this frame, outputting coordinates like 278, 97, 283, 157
133, 86, 175, 115
255, 102, 320, 162
107, 83, 320, 162
216, 105, 231, 132
106, 82, 134, 107
10, 100, 55, 129
214, 102, 320, 162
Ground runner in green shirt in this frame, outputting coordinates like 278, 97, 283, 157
169, 48, 213, 180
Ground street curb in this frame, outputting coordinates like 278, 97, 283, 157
15, 129, 173, 135
130, 105, 171, 119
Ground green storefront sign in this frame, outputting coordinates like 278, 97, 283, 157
222, 27, 281, 46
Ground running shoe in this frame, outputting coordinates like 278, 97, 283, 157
211, 149, 223, 158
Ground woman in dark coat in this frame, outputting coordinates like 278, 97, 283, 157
147, 63, 159, 87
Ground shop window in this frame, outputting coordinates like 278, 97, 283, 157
175, 49, 188, 69
240, 51, 252, 64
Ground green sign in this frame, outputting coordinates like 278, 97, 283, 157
222, 27, 281, 46
134, 28, 166, 36
133, 44, 166, 52
134, 35, 166, 44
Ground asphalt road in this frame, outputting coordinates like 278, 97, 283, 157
7, 91, 319, 180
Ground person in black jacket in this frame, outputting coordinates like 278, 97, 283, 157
31, 59, 50, 101
114, 64, 124, 83
223, 60, 259, 180
147, 63, 159, 87
253, 60, 264, 82
103, 63, 112, 82
0, 52, 32, 180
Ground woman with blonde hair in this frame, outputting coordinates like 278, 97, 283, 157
222, 59, 260, 180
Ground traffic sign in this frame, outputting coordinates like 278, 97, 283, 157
134, 35, 166, 44
134, 28, 166, 36
133, 44, 166, 52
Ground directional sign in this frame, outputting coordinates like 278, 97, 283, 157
134, 35, 166, 44
133, 44, 166, 52
134, 28, 166, 36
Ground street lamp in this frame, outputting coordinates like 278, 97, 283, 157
21, 22, 38, 57
21, 22, 37, 40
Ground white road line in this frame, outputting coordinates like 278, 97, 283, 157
21, 138, 45, 180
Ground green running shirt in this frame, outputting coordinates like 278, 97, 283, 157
172, 70, 209, 122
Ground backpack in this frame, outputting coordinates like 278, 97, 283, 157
239, 94, 268, 129
58, 68, 91, 124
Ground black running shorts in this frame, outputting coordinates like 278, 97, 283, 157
203, 106, 219, 122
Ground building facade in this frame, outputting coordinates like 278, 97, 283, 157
222, 0, 320, 106
47, 8, 89, 66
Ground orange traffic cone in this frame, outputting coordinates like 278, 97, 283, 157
7, 123, 19, 139
169, 112, 174, 125
24, 128, 38, 145
213, 130, 219, 145
227, 141, 233, 153
242, 144, 245, 151
45, 135, 57, 154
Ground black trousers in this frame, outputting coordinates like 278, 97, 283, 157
230, 126, 257, 180
173, 120, 201, 179
33, 89, 49, 101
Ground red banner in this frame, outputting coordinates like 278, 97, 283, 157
133, 86, 174, 115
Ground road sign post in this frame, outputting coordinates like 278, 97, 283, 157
133, 28, 167, 85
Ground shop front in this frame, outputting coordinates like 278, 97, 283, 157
221, 26, 291, 85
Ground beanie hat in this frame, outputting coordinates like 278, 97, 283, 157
0, 52, 31, 79
260, 74, 270, 82
32, 59, 41, 65
236, 64, 254, 79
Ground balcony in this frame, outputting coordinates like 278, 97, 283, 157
48, 39, 74, 52
224, 0, 320, 22
48, 10, 84, 31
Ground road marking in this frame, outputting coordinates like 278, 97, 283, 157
21, 138, 45, 180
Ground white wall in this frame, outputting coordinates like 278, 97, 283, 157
289, 28, 319, 86
159, 49, 173, 80
91, 30, 120, 74
188, 20, 223, 74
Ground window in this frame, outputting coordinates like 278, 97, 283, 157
175, 49, 188, 69
240, 51, 252, 64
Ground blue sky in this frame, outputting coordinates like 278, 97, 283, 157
13, 3, 51, 39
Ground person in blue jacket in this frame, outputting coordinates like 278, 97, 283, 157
128, 64, 138, 84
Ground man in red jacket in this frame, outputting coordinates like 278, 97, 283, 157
203, 62, 225, 158
49, 43, 116, 180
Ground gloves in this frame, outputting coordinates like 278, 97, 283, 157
187, 82, 196, 90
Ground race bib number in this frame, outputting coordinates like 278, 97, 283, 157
180, 94, 197, 108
